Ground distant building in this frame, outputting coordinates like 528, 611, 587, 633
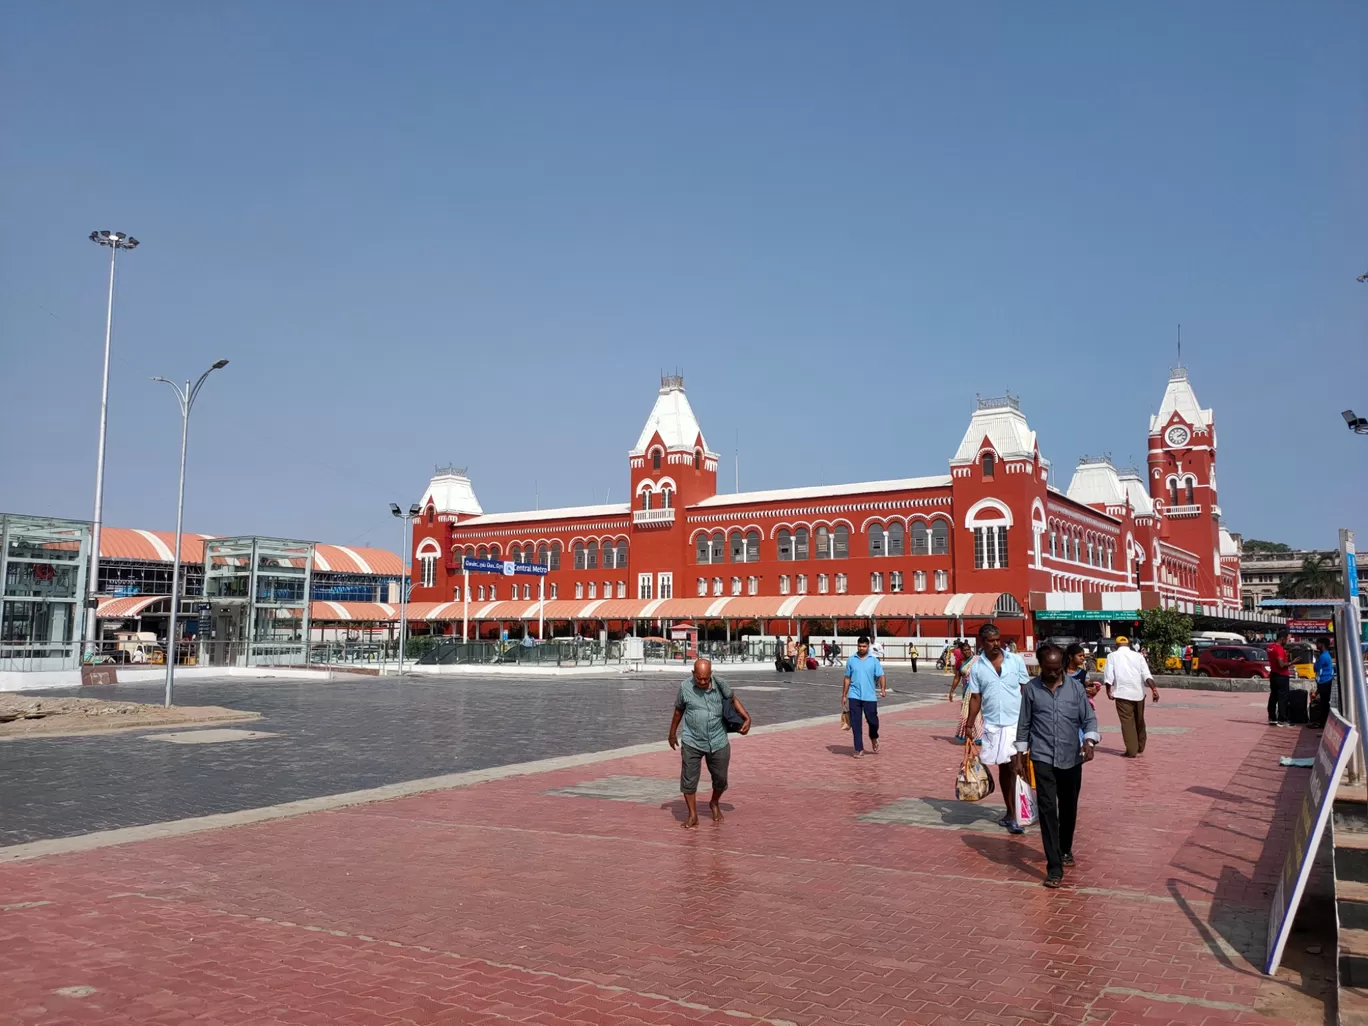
387, 368, 1260, 645
1241, 548, 1365, 612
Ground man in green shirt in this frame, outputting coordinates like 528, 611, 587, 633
668, 657, 752, 829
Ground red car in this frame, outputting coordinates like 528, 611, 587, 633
1195, 645, 1271, 680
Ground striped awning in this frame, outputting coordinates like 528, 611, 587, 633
96, 595, 170, 618
304, 593, 1021, 623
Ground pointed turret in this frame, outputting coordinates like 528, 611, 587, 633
419, 466, 483, 517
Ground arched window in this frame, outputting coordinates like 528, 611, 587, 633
729, 530, 745, 563
1170, 480, 1179, 506
477, 546, 489, 560
549, 542, 562, 570
660, 488, 673, 509
710, 531, 725, 563
602, 542, 615, 569
815, 526, 831, 559
712, 576, 723, 596
490, 545, 501, 560
640, 489, 652, 511
794, 527, 809, 560
427, 506, 435, 526
697, 577, 707, 596
693, 450, 701, 470
930, 521, 949, 555
1185, 478, 1195, 505
777, 529, 793, 561
696, 533, 711, 564
573, 542, 586, 570
586, 541, 599, 570
419, 554, 436, 588
615, 540, 627, 568
652, 450, 662, 470
888, 521, 905, 557
746, 530, 760, 562
969, 506, 1009, 570
982, 453, 996, 478
510, 544, 522, 563
833, 525, 849, 559
868, 523, 885, 558
536, 544, 549, 567
912, 522, 929, 555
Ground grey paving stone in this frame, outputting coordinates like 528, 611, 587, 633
858, 797, 1020, 832
1, 667, 946, 846
545, 776, 680, 804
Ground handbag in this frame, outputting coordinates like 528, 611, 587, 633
840, 696, 851, 730
955, 740, 995, 802
718, 682, 745, 733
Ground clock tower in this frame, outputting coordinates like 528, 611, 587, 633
1147, 367, 1222, 605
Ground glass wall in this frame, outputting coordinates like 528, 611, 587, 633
203, 536, 313, 667
0, 513, 90, 671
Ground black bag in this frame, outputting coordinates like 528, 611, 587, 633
719, 683, 745, 733
1287, 688, 1309, 725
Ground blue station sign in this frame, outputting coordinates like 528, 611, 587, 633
462, 557, 550, 577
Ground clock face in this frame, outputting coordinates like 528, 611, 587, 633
1166, 425, 1190, 446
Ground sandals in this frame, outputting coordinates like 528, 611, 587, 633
1043, 876, 1063, 889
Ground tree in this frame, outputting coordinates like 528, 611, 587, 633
1278, 554, 1339, 600
1243, 539, 1291, 554
1139, 608, 1192, 674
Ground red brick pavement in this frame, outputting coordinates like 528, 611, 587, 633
0, 690, 1323, 1025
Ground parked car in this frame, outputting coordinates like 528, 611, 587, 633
1194, 645, 1270, 680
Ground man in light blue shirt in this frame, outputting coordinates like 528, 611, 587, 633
842, 635, 886, 758
963, 623, 1030, 833
1312, 636, 1336, 730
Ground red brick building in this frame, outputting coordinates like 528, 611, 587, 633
401, 369, 1245, 646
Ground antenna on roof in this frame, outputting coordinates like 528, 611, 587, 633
1177, 324, 1182, 368
735, 428, 740, 493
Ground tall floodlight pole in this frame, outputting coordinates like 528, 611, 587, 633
85, 231, 140, 658
152, 360, 229, 707
389, 503, 421, 674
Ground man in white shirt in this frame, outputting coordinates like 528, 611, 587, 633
1103, 635, 1160, 758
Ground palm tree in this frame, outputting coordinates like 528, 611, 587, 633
1278, 555, 1340, 600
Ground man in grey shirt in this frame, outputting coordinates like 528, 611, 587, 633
668, 658, 751, 829
1013, 644, 1100, 888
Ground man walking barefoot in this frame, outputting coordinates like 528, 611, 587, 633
668, 658, 751, 828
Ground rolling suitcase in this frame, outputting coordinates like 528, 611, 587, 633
1287, 688, 1309, 725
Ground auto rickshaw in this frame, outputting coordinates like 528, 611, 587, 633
1289, 642, 1316, 682
1092, 638, 1117, 673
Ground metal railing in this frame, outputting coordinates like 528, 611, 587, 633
632, 508, 676, 526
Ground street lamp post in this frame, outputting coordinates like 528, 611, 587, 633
389, 503, 421, 673
85, 231, 139, 659
153, 360, 229, 706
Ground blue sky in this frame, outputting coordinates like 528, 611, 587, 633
2, 2, 1365, 554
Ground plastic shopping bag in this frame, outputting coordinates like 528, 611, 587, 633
1014, 774, 1038, 829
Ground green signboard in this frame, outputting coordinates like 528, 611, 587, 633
1034, 610, 1139, 621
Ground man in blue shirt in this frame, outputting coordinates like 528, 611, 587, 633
842, 635, 886, 758
1311, 636, 1336, 730
963, 623, 1031, 833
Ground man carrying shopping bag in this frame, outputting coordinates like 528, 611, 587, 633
1013, 644, 1100, 888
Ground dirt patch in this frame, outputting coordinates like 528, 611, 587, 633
0, 695, 261, 741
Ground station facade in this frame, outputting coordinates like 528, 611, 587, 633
399, 368, 1248, 647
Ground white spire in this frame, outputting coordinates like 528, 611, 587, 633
420, 466, 483, 516
1149, 367, 1213, 434
630, 375, 714, 456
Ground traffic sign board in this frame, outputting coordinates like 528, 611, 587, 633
462, 557, 549, 577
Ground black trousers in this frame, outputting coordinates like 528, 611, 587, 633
1313, 679, 1334, 727
1268, 674, 1290, 724
1032, 760, 1082, 880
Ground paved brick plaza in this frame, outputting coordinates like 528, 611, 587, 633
0, 687, 1325, 1025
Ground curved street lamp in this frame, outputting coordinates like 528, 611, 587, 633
153, 359, 229, 706
85, 231, 140, 658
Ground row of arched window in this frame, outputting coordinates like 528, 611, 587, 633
698, 522, 950, 564
449, 540, 631, 572
1046, 524, 1116, 570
